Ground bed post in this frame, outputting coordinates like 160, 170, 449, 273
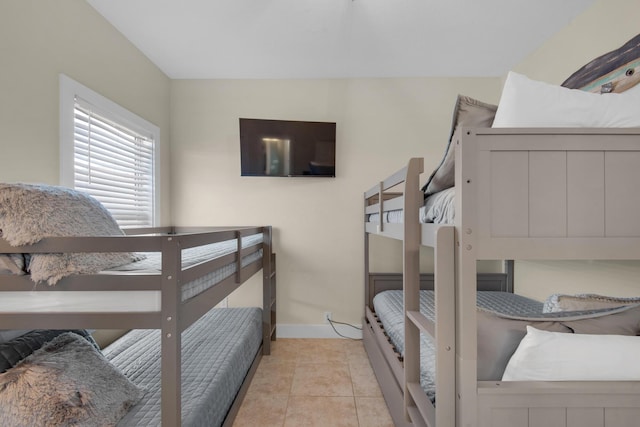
364, 194, 371, 312
455, 129, 480, 427
161, 234, 182, 427
262, 226, 275, 355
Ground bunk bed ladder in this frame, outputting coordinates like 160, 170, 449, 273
404, 226, 455, 427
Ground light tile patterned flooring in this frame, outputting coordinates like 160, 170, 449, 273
233, 338, 394, 427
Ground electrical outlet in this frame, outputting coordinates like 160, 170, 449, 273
323, 311, 332, 324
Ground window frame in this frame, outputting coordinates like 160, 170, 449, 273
59, 74, 161, 227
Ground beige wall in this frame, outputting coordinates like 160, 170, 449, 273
0, 0, 172, 224
170, 78, 501, 325
511, 0, 640, 301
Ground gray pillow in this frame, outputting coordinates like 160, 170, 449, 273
477, 308, 570, 381
563, 304, 640, 335
422, 95, 497, 196
0, 332, 143, 426
477, 304, 640, 381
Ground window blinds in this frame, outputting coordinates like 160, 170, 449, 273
73, 97, 155, 228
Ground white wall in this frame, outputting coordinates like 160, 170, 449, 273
511, 0, 640, 301
170, 78, 501, 326
0, 0, 172, 224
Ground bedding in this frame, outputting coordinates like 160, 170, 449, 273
543, 293, 640, 313
0, 332, 143, 427
103, 307, 262, 427
0, 238, 263, 314
372, 290, 545, 400
492, 71, 640, 128
476, 304, 640, 381
111, 233, 263, 301
0, 234, 263, 314
0, 183, 143, 285
0, 329, 98, 373
0, 330, 30, 345
502, 326, 640, 381
373, 291, 640, 398
422, 95, 497, 196
367, 187, 455, 225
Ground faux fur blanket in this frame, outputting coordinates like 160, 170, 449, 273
0, 183, 143, 285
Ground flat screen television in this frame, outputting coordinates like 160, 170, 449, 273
239, 118, 336, 177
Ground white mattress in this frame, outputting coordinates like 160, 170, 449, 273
0, 234, 263, 313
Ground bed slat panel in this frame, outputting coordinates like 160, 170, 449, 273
605, 151, 640, 236
480, 406, 636, 427
490, 408, 528, 427
490, 151, 529, 237
605, 408, 640, 426
529, 151, 567, 237
567, 408, 603, 427
529, 408, 566, 427
567, 151, 605, 237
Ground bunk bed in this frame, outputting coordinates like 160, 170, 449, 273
362, 38, 640, 427
0, 184, 276, 427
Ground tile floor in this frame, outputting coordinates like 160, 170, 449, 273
233, 338, 394, 427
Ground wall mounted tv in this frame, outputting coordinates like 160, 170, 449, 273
239, 118, 336, 177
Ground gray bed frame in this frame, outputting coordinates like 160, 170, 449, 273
364, 128, 640, 427
0, 225, 276, 427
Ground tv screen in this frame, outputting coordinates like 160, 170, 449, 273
239, 118, 336, 177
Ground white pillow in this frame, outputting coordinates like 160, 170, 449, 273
493, 71, 640, 128
502, 326, 640, 381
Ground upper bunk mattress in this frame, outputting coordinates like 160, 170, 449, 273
0, 234, 265, 313
103, 306, 262, 427
368, 187, 455, 225
110, 233, 264, 301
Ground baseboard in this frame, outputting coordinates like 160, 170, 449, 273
276, 323, 363, 339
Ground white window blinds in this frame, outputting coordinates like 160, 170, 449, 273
73, 97, 155, 228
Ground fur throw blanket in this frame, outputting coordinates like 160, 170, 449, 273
0, 183, 143, 285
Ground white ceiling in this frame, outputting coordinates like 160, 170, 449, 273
87, 0, 596, 79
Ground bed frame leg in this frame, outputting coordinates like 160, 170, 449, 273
504, 260, 514, 293
262, 226, 276, 355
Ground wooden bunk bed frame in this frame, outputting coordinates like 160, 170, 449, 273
364, 128, 640, 427
0, 225, 276, 427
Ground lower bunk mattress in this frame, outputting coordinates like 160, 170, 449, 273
372, 290, 544, 402
103, 307, 262, 427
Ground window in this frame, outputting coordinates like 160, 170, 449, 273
60, 75, 160, 228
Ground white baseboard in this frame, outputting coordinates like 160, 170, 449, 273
276, 323, 362, 339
